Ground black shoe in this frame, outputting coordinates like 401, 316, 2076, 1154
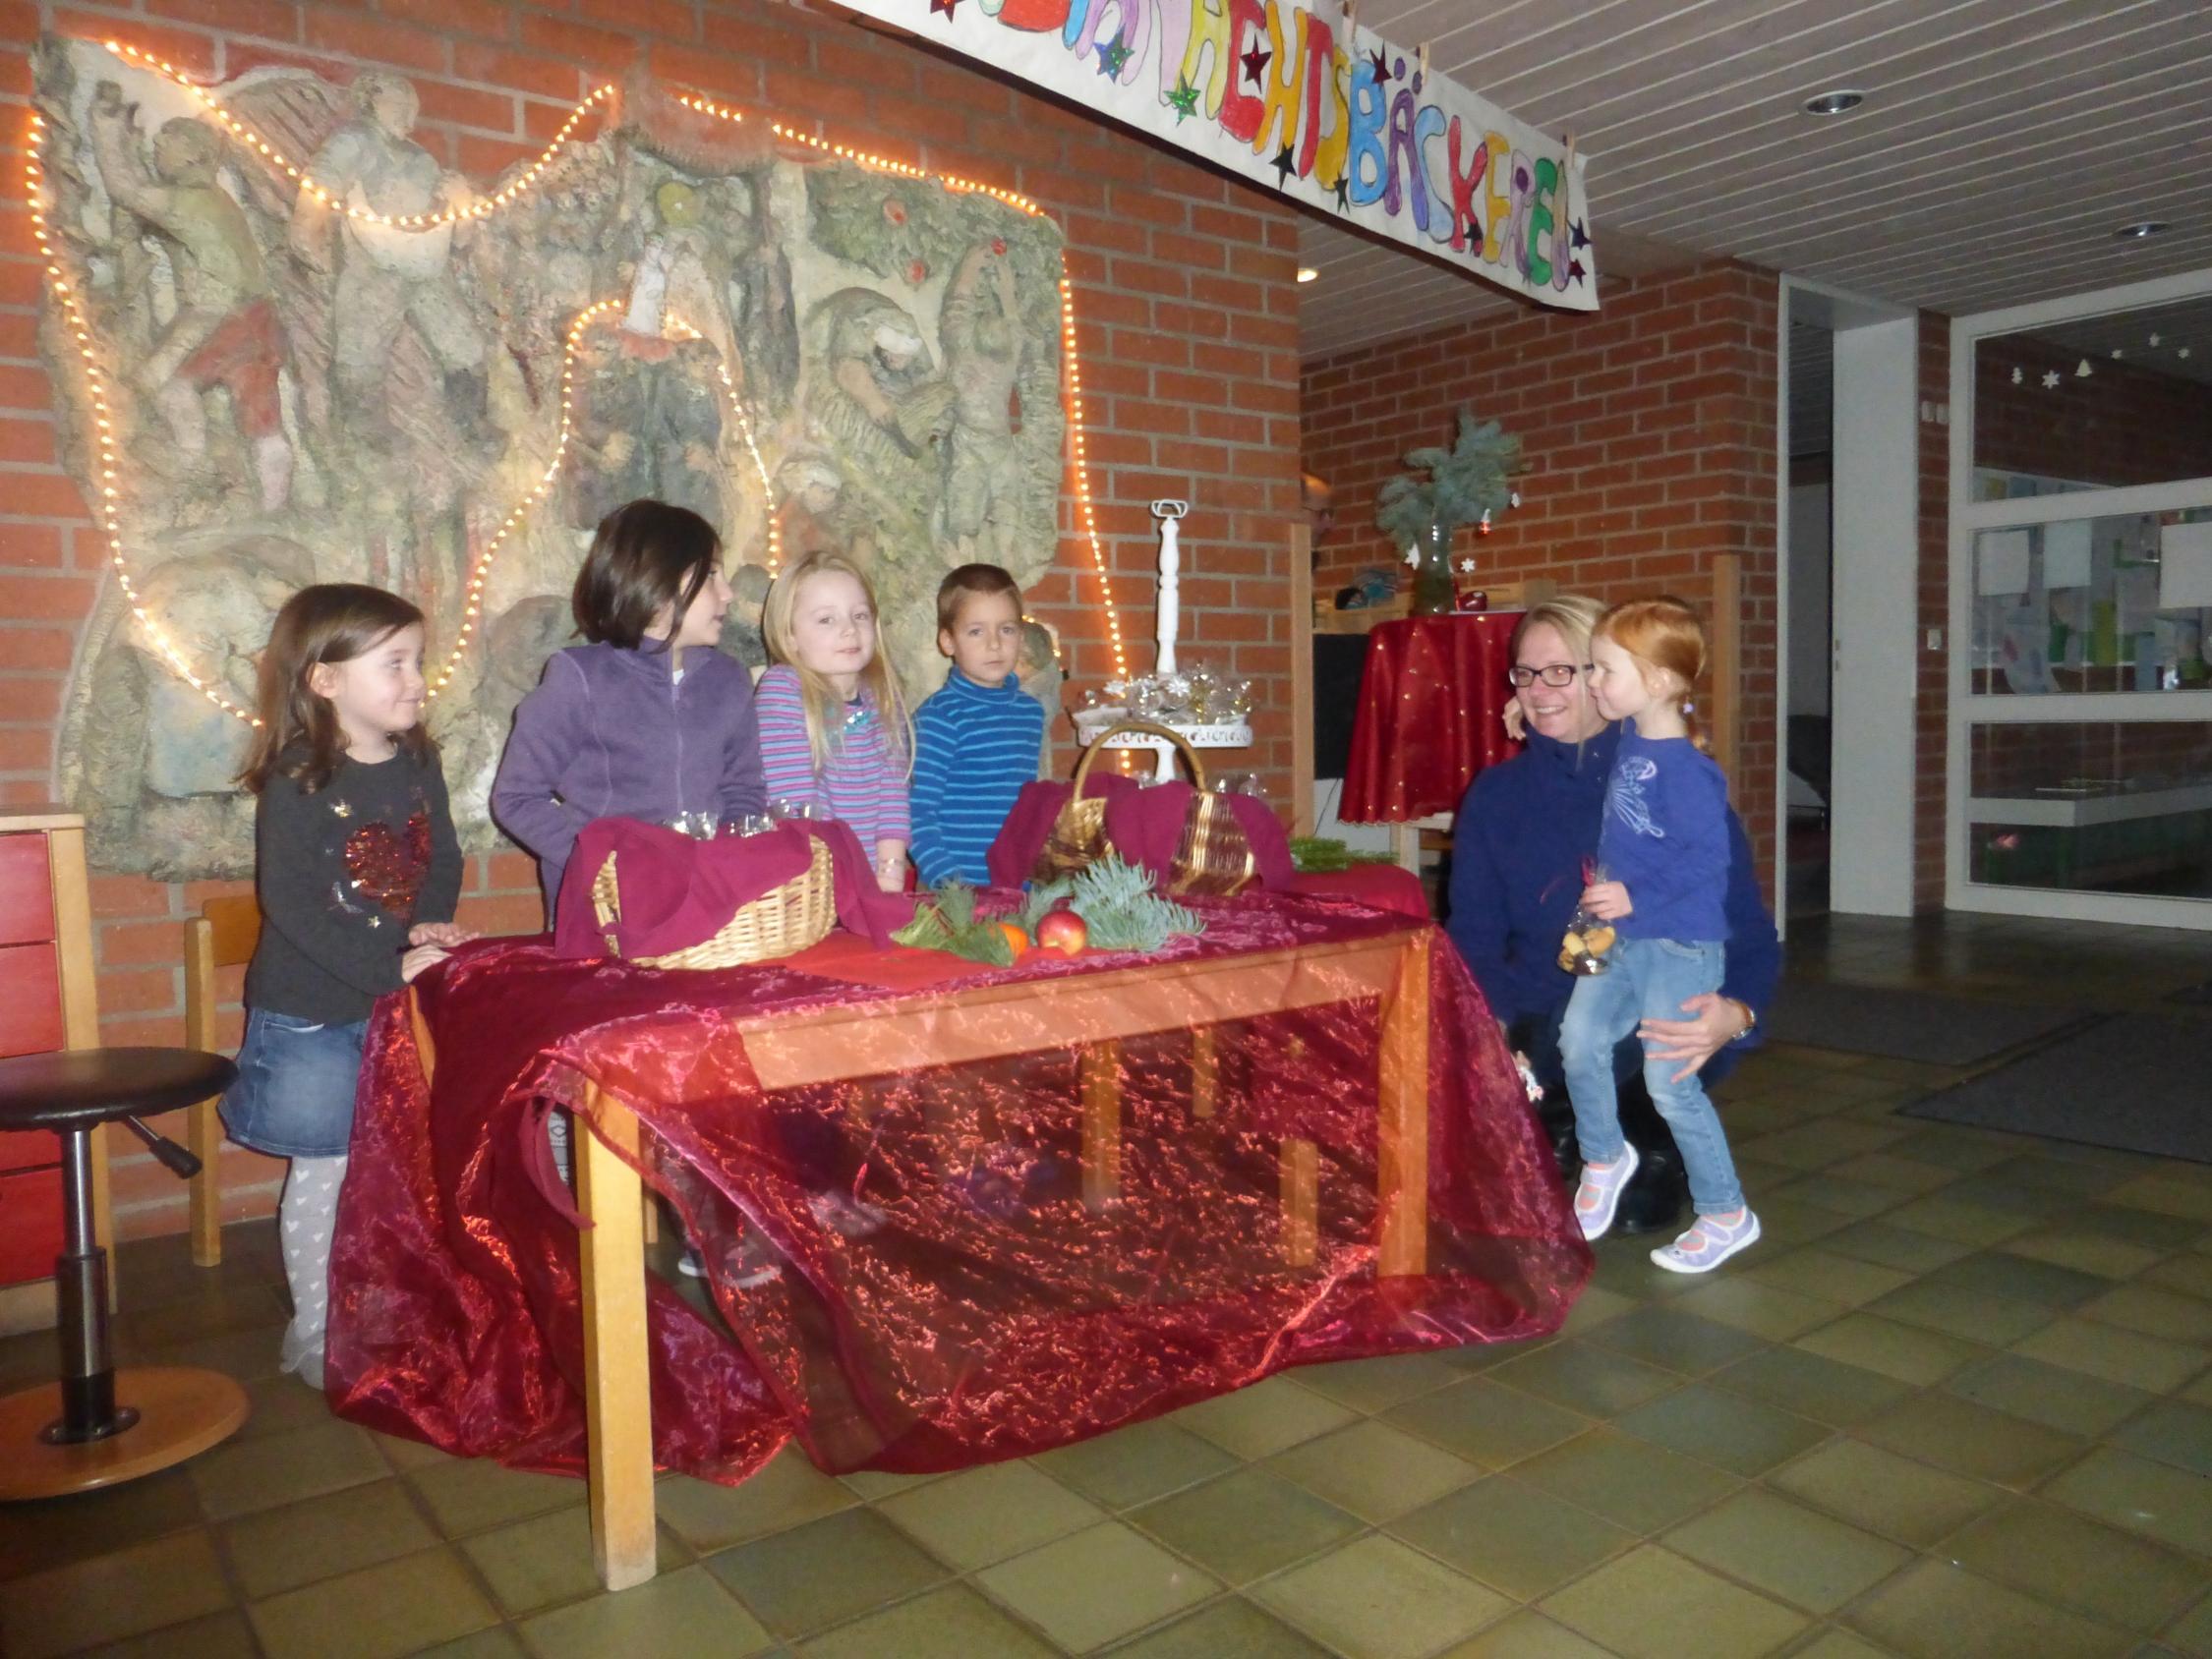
1536, 1102, 1581, 1183
1613, 1142, 1689, 1236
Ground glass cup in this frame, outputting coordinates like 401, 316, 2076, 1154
667, 811, 718, 840
721, 814, 776, 838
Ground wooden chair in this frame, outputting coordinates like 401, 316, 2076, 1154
182, 895, 259, 1268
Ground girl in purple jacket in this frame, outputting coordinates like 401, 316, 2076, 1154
492, 499, 768, 917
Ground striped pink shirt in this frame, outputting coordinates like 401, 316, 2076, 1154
755, 665, 910, 848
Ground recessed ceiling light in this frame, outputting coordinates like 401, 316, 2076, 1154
1297, 266, 1319, 283
2113, 220, 2168, 240
1802, 88, 1865, 117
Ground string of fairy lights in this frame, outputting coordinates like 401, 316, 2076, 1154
32, 39, 1132, 727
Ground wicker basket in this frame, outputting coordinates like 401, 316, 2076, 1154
592, 835, 837, 970
1031, 720, 1256, 896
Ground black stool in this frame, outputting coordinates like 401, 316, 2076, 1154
0, 1047, 250, 1499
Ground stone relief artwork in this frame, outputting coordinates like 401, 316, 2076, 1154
36, 37, 1068, 880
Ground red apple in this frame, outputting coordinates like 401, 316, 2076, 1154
1034, 909, 1088, 956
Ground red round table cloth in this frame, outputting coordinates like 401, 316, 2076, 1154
1342, 613, 1524, 823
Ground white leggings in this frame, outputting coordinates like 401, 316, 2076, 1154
277, 1154, 348, 1389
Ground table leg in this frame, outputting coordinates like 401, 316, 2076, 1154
1280, 1138, 1318, 1267
575, 1083, 658, 1591
1079, 1042, 1122, 1210
1376, 932, 1430, 1277
1390, 822, 1420, 873
1191, 1027, 1217, 1121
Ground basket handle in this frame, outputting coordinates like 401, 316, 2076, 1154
1072, 719, 1208, 794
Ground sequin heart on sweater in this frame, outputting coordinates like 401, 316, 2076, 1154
343, 813, 431, 918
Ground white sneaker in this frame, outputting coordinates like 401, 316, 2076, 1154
1572, 1146, 1640, 1241
1650, 1209, 1762, 1274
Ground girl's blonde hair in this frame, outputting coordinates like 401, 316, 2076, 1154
1596, 596, 1709, 750
761, 548, 913, 776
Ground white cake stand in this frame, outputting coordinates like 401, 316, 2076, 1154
1072, 708, 1254, 783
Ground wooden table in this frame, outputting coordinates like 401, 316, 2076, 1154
523, 926, 1434, 1590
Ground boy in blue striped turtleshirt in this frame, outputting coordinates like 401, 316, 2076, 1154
909, 565, 1049, 887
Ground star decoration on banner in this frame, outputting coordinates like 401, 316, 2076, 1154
1570, 220, 1590, 251
1368, 46, 1390, 83
929, 0, 960, 17
1242, 42, 1271, 86
1167, 79, 1200, 121
1331, 173, 1350, 208
2042, 370, 2062, 389
1097, 33, 1133, 78
1272, 143, 1298, 185
1567, 259, 1586, 281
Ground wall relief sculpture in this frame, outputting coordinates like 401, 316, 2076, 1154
36, 37, 1067, 880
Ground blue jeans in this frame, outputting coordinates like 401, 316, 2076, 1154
220, 1008, 370, 1159
1559, 937, 1744, 1215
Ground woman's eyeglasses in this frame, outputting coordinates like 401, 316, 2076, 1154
1508, 663, 1590, 688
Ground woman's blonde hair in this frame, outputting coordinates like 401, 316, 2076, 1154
761, 548, 913, 776
1597, 596, 1709, 749
1510, 594, 1606, 664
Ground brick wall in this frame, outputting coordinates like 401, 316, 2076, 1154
0, 0, 1304, 1239
1303, 262, 1782, 896
1975, 336, 2212, 488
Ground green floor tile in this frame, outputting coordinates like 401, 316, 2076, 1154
1883, 1194, 2038, 1248
655, 1447, 856, 1552
1103, 1596, 1334, 1658
1946, 1501, 2207, 1633
1743, 1248, 1916, 1308
1862, 1278, 2058, 1346
1817, 1220, 1978, 1276
1942, 1352, 2155, 1437
1382, 1375, 1594, 1468
219, 1477, 438, 1599
1767, 1439, 2002, 1547
2045, 1448, 2212, 1556
2112, 1401, 2212, 1478
1663, 1487, 1908, 1615
2004, 1229, 2165, 1282
976, 1520, 1219, 1652
1487, 1340, 1685, 1417
2103, 1176, 2212, 1225
2011, 1316, 2209, 1394
1509, 1427, 1740, 1534
0, 1530, 232, 1659
1439, 1609, 1618, 1657
1386, 1474, 1636, 1601
249, 1546, 499, 1659
1928, 1250, 2115, 1308
2074, 1203, 2210, 1252
1709, 1344, 1912, 1426
1853, 1391, 2086, 1487
1129, 1467, 1361, 1584
1030, 1418, 1240, 1511
1170, 1376, 1358, 1459
1262, 1419, 1482, 1522
1842, 1558, 2135, 1659
1782, 1632, 1898, 1659
1824, 1152, 1964, 1196
461, 1506, 688, 1618
2080, 1284, 2212, 1346
74, 1609, 263, 1659
704, 1508, 945, 1639
1289, 1350, 1469, 1412
1792, 1313, 1988, 1387
514, 1564, 773, 1659
877, 1459, 1103, 1571
1583, 1305, 1771, 1376
795, 1582, 1056, 1658
2164, 1592, 2212, 1658
2143, 1253, 2212, 1302
0, 1462, 203, 1582
1251, 1534, 1510, 1659
411, 1632, 529, 1659
1539, 1544, 1809, 1659
1669, 1275, 1847, 1341
189, 1419, 390, 1522
405, 1457, 582, 1538
1614, 1383, 1831, 1476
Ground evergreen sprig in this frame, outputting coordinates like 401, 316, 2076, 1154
1375, 409, 1522, 553
1065, 853, 1205, 952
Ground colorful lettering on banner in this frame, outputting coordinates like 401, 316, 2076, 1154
843, 0, 1596, 311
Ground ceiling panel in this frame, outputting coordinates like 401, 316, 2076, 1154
1298, 0, 2212, 360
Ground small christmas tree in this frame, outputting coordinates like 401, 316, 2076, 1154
1375, 411, 1522, 613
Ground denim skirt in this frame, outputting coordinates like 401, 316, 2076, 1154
220, 1007, 371, 1159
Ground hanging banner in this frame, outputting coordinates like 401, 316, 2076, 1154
848, 0, 1597, 310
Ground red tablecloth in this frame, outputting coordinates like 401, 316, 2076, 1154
1342, 614, 1524, 823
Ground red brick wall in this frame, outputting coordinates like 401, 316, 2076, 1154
0, 1, 1303, 1239
1975, 337, 2212, 488
1303, 262, 1782, 896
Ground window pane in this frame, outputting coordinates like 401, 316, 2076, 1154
1967, 721, 2212, 898
1972, 296, 2212, 496
1970, 510, 2212, 695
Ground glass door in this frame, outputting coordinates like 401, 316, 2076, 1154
1950, 280, 2212, 928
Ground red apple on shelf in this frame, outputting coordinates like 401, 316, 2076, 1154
1034, 909, 1088, 956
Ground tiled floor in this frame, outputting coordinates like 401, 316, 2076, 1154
3, 913, 2210, 1658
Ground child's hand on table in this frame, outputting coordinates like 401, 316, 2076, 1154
409, 921, 477, 948
400, 944, 449, 983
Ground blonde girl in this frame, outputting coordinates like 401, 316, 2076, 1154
756, 549, 913, 891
